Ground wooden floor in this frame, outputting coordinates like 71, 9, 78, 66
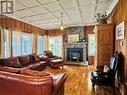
44, 65, 121, 95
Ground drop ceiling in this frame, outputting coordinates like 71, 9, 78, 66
5, 0, 114, 29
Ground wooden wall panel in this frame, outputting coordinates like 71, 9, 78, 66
113, 0, 127, 84
94, 24, 114, 67
46, 29, 66, 36
0, 15, 45, 35
112, 0, 127, 94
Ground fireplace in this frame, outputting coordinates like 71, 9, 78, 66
64, 26, 87, 63
67, 48, 83, 61
64, 43, 86, 62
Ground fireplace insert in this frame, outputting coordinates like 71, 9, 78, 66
67, 48, 83, 62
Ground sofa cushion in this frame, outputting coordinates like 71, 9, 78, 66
20, 69, 50, 77
18, 56, 30, 66
33, 55, 40, 62
3, 57, 21, 68
0, 66, 20, 73
29, 54, 36, 63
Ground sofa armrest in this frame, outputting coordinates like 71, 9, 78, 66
0, 71, 53, 95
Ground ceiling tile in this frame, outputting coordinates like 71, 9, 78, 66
15, 1, 26, 11
96, 1, 112, 11
97, 0, 112, 3
37, 0, 57, 4
53, 11, 66, 18
59, 0, 76, 9
14, 10, 36, 18
44, 2, 62, 12
28, 15, 42, 21
80, 6, 93, 14
40, 13, 55, 19
78, 0, 94, 6
65, 8, 80, 15
70, 15, 82, 23
17, 0, 39, 8
31, 6, 48, 14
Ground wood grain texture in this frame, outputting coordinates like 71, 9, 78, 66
113, 0, 127, 83
44, 65, 120, 95
46, 29, 66, 36
94, 24, 114, 67
113, 0, 127, 94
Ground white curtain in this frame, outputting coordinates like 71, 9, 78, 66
0, 27, 11, 58
32, 33, 37, 54
0, 27, 4, 58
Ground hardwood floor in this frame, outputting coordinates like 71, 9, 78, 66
44, 65, 121, 95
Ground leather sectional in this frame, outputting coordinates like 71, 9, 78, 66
0, 54, 67, 95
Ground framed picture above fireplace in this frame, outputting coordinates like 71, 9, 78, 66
68, 34, 79, 43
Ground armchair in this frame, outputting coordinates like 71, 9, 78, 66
91, 52, 119, 89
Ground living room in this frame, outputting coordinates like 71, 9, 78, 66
0, 0, 127, 95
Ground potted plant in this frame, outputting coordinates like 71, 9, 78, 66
95, 12, 110, 24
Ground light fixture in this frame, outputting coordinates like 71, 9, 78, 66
60, 12, 64, 30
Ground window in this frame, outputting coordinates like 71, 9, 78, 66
48, 36, 63, 57
12, 31, 21, 56
21, 33, 32, 55
88, 34, 95, 56
37, 36, 45, 55
4, 29, 10, 58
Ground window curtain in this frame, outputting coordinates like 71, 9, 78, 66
4, 28, 11, 58
0, 27, 11, 58
32, 33, 37, 54
48, 36, 63, 57
0, 27, 4, 58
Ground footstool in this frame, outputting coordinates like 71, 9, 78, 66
50, 59, 64, 69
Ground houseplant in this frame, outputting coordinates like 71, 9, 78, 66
95, 12, 110, 24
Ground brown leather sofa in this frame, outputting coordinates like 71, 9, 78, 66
0, 54, 67, 95
0, 54, 47, 70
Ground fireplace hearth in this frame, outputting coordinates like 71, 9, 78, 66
67, 48, 83, 61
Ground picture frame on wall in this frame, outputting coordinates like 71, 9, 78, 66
116, 22, 125, 40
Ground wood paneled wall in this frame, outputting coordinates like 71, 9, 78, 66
46, 29, 66, 36
113, 0, 127, 83
84, 26, 94, 39
113, 0, 127, 94
0, 15, 45, 35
